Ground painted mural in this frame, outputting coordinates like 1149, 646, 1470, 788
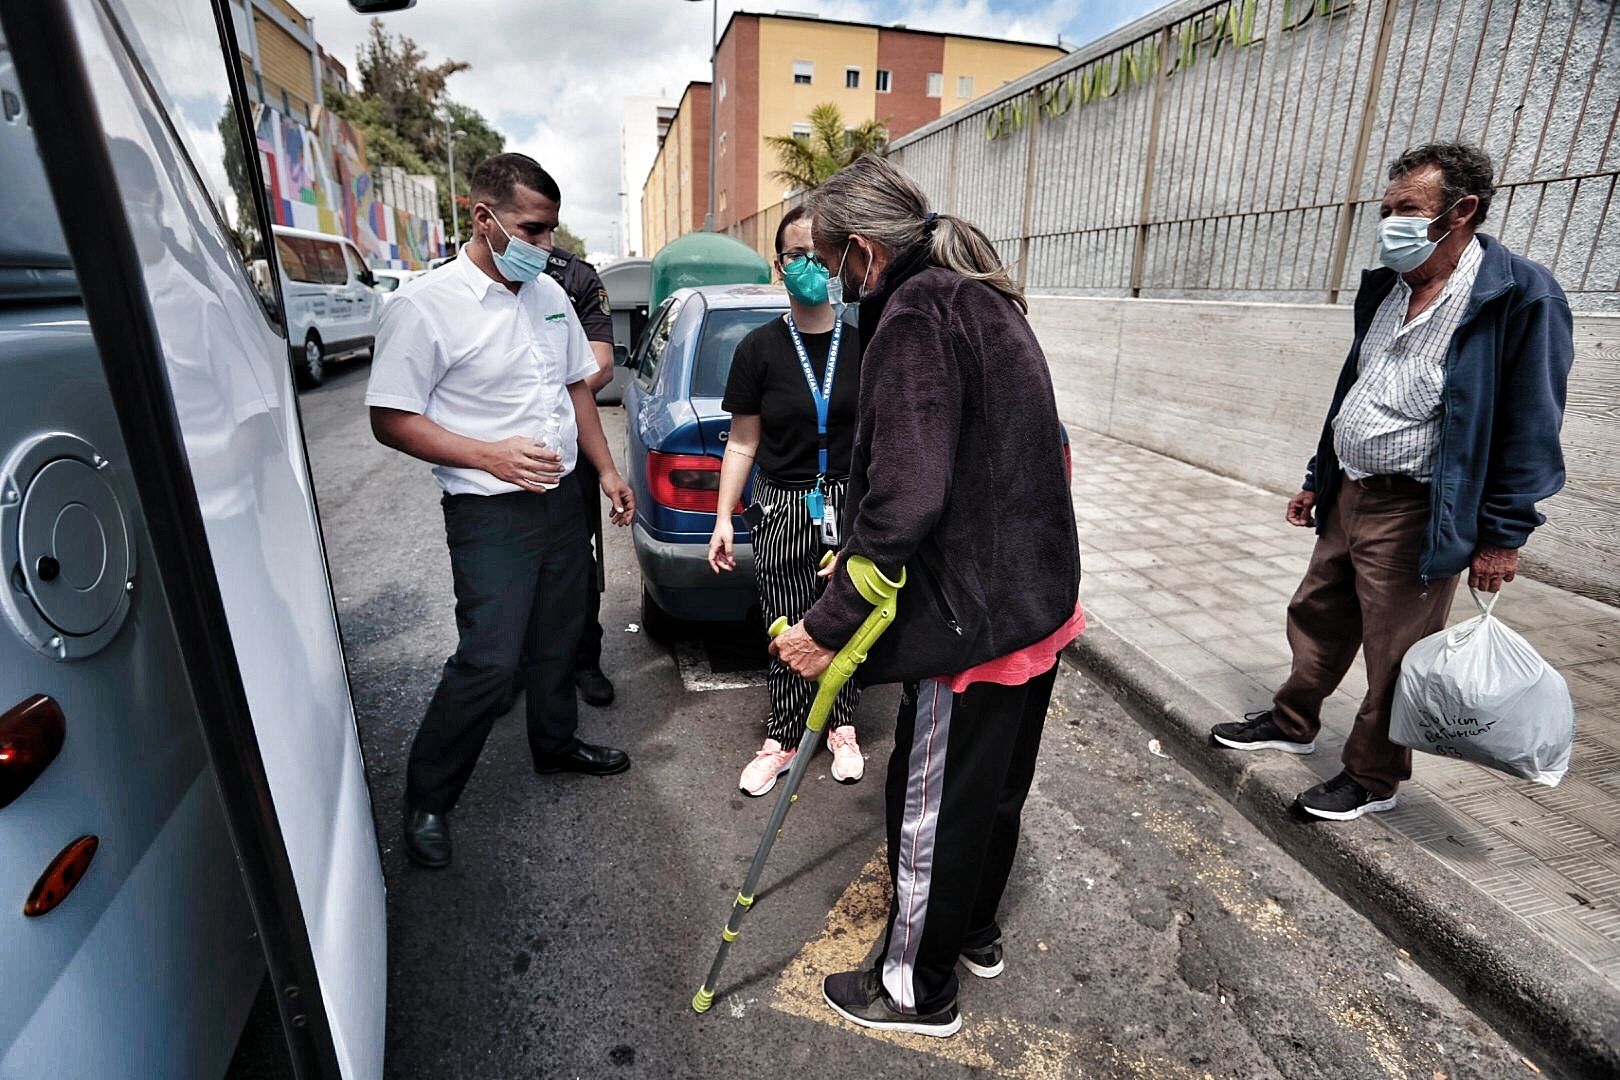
255, 103, 444, 269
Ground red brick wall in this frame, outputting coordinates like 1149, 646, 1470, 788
716, 15, 760, 230
876, 29, 944, 139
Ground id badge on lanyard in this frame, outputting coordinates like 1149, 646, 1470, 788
786, 313, 841, 538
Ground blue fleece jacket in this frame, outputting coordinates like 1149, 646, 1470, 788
1303, 234, 1573, 583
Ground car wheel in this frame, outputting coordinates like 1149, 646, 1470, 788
640, 585, 679, 644
295, 334, 325, 388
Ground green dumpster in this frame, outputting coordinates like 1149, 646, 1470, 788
649, 232, 772, 309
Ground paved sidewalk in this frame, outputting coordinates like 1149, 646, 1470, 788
1068, 430, 1620, 985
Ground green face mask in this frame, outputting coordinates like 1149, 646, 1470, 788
781, 253, 830, 306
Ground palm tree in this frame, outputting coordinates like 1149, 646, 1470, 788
765, 103, 888, 192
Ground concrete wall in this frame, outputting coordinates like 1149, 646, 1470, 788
1032, 294, 1620, 604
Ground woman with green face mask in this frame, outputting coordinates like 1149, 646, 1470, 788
708, 207, 867, 797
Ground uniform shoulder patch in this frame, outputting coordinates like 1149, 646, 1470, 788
598, 288, 612, 318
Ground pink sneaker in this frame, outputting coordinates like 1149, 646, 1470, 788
740, 738, 796, 797
827, 725, 864, 784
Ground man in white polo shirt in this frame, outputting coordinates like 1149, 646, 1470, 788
366, 153, 636, 869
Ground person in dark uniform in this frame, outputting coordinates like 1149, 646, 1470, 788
540, 244, 618, 707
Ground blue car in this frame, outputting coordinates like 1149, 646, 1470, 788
625, 284, 789, 638
622, 283, 1071, 640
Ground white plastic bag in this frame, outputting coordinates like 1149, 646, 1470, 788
1390, 589, 1575, 787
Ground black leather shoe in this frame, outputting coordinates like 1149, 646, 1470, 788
576, 668, 615, 707
534, 741, 630, 776
403, 807, 451, 869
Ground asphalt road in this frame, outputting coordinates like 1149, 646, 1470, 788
262, 362, 1532, 1079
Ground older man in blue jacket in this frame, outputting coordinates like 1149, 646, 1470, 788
1211, 143, 1573, 822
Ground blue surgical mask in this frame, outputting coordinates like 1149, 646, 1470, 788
781, 254, 830, 306
482, 205, 547, 283
1377, 199, 1461, 273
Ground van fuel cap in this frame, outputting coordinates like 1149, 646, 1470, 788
2, 433, 135, 660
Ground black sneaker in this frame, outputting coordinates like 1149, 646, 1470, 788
576, 668, 615, 707
959, 939, 1004, 979
1296, 771, 1398, 821
1211, 709, 1315, 754
822, 969, 961, 1038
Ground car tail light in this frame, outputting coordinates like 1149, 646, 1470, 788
647, 452, 741, 514
0, 695, 65, 810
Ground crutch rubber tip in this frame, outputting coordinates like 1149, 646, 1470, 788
692, 987, 715, 1013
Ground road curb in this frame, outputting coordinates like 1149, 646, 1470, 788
1065, 619, 1620, 1080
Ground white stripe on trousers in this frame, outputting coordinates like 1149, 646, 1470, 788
883, 678, 952, 1013
751, 474, 860, 747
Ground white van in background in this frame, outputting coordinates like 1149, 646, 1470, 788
272, 225, 380, 388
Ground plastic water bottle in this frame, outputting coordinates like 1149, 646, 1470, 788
534, 410, 564, 491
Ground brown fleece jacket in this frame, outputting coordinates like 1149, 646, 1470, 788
801, 247, 1080, 683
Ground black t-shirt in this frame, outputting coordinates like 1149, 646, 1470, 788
722, 315, 862, 483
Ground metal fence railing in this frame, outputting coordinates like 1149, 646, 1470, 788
731, 0, 1619, 310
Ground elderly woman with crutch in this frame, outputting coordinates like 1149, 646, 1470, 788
769, 155, 1084, 1038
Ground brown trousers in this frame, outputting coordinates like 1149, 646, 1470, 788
1272, 474, 1461, 796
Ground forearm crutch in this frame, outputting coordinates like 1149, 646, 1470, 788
692, 554, 904, 1014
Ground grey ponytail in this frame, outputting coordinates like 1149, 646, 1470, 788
806, 155, 1027, 313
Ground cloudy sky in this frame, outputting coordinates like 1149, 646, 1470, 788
296, 1, 1165, 255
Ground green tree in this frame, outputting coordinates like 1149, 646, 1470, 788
554, 223, 588, 254
354, 19, 467, 150
765, 103, 888, 192
328, 25, 505, 231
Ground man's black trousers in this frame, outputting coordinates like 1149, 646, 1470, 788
573, 455, 604, 671
406, 488, 589, 813
878, 666, 1058, 1015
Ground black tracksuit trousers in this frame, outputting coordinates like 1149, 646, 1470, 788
878, 665, 1058, 1015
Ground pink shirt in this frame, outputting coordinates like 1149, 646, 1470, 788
942, 601, 1086, 694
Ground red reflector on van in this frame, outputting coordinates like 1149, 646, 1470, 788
0, 695, 65, 810
647, 452, 740, 514
25, 835, 97, 917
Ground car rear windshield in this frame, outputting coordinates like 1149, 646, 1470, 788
690, 307, 782, 398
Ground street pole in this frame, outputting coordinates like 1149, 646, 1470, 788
445, 120, 466, 251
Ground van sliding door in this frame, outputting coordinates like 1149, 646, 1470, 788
0, 1, 386, 1076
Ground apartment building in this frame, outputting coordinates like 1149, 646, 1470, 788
642, 81, 713, 257
640, 11, 1066, 251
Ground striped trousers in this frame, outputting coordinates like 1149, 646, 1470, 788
880, 667, 1058, 1015
751, 473, 861, 748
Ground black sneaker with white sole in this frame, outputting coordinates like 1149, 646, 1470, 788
822, 968, 961, 1038
959, 939, 1004, 979
1211, 709, 1315, 754
1296, 771, 1398, 821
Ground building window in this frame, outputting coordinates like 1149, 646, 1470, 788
719, 78, 727, 102
957, 75, 974, 98
719, 132, 727, 157
791, 123, 812, 141
926, 72, 943, 98
845, 67, 860, 89
793, 60, 813, 85
875, 68, 892, 93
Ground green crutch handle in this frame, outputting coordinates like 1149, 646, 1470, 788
766, 555, 905, 733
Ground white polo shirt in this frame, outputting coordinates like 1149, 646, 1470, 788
365, 247, 598, 496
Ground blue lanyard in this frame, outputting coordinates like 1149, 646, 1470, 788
784, 313, 842, 480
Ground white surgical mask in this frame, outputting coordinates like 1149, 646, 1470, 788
1376, 198, 1462, 273
826, 238, 872, 309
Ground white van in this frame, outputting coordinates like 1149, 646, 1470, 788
2, 1, 386, 1076
272, 225, 381, 388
